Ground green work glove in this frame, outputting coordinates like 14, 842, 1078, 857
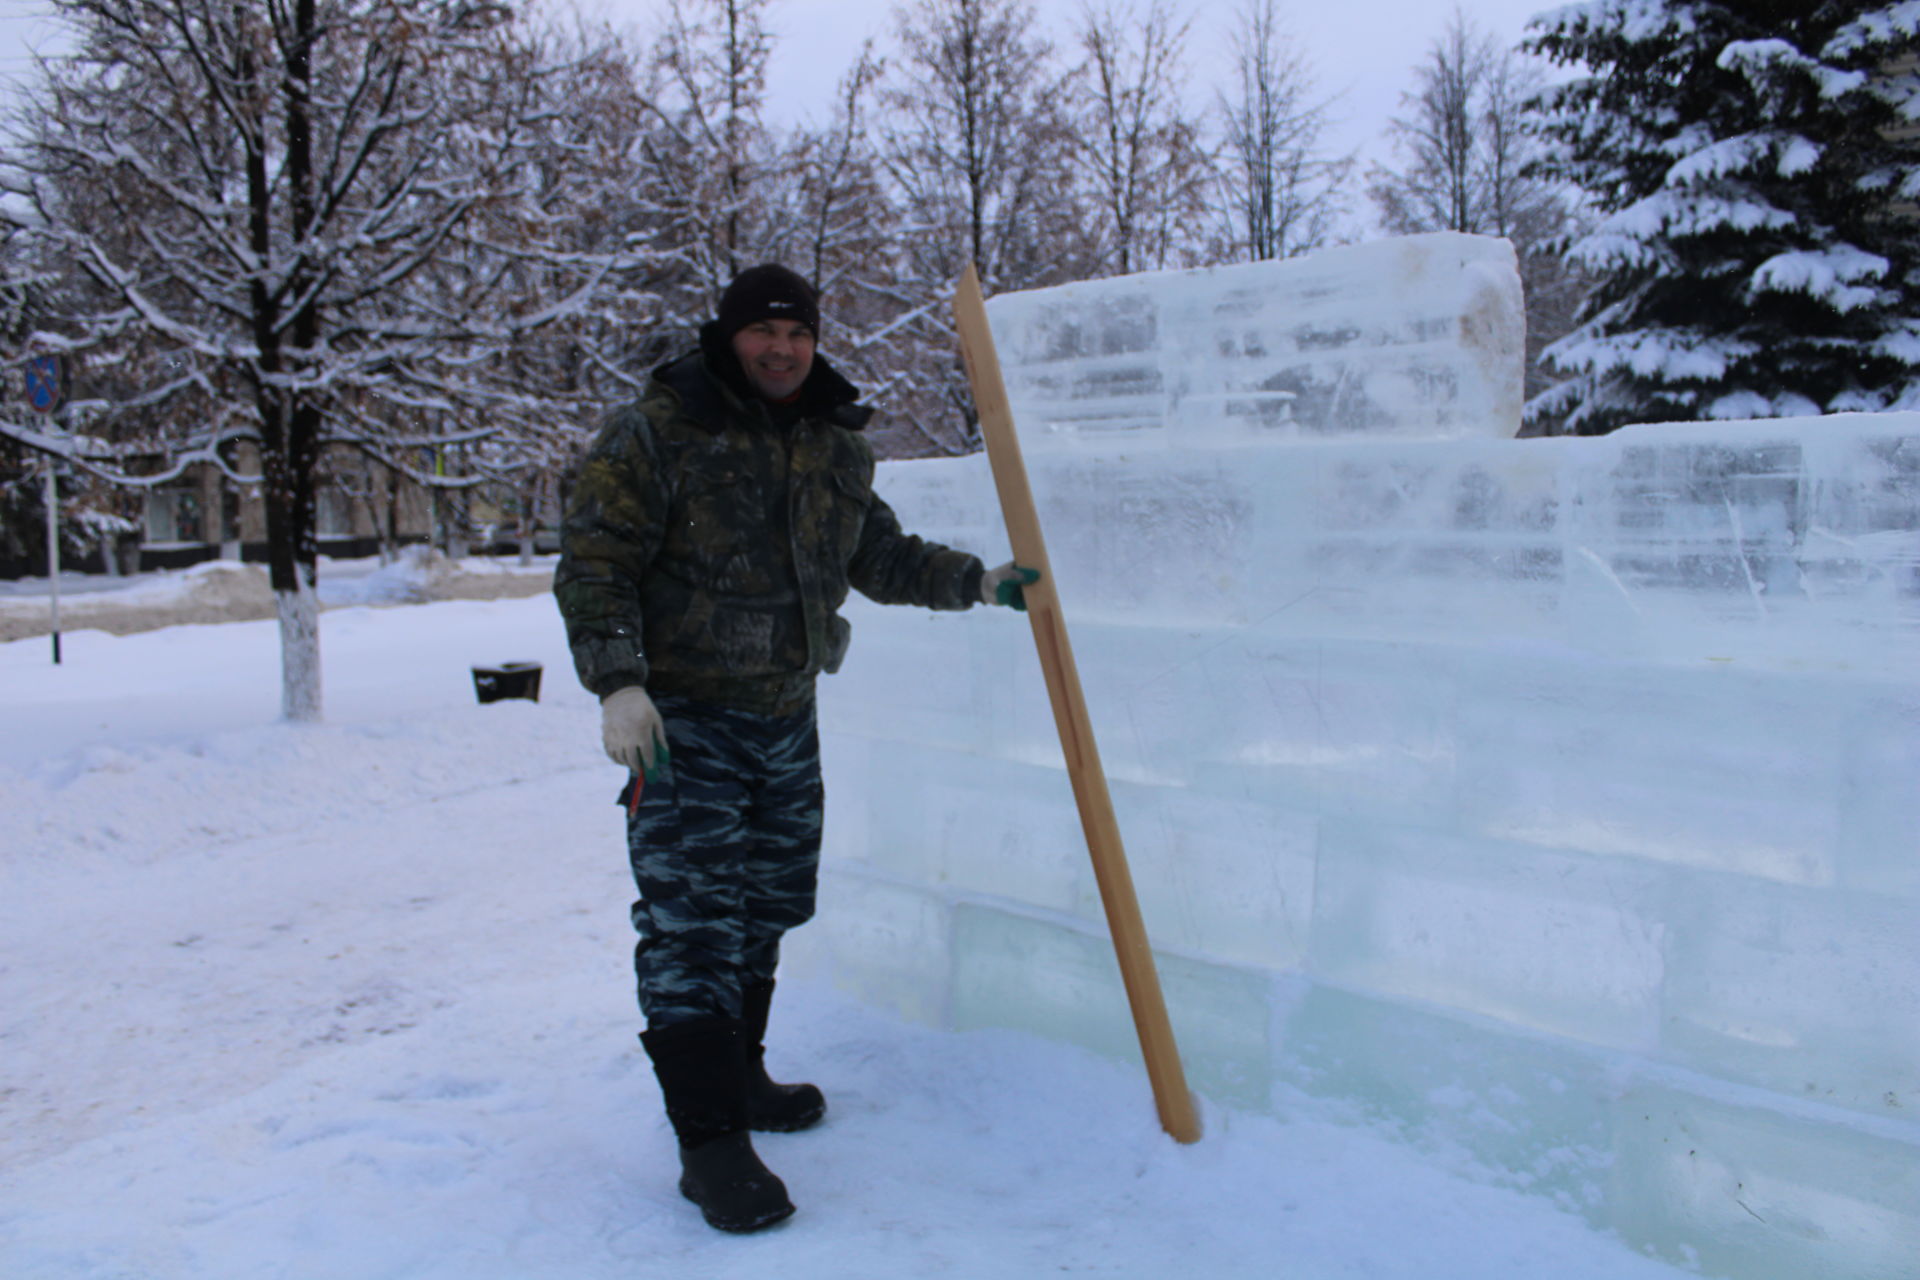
601, 685, 671, 782
980, 562, 1042, 611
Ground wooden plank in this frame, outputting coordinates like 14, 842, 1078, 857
952, 264, 1201, 1144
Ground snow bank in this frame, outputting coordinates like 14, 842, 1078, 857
0, 560, 277, 642
790, 249, 1920, 1280
0, 551, 556, 642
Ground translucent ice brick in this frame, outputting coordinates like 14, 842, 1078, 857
1454, 656, 1846, 885
1106, 782, 1317, 971
1609, 1083, 1920, 1280
985, 232, 1525, 446
1309, 820, 1667, 1051
951, 902, 1275, 1109
784, 872, 952, 1026
1659, 876, 1920, 1119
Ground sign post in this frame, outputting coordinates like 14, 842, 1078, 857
26, 355, 65, 665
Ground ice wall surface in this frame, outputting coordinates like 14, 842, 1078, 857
787, 241, 1920, 1280
986, 232, 1526, 443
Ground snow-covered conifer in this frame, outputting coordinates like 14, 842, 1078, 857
1525, 1, 1920, 434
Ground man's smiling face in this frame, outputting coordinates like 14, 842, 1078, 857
731, 318, 815, 402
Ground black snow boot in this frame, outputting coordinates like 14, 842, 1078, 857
639, 1018, 795, 1233
741, 979, 827, 1133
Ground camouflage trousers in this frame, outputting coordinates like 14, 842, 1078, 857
621, 693, 823, 1028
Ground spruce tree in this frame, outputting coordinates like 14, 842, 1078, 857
1524, 2, 1920, 434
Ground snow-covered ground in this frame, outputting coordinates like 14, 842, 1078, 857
0, 587, 1694, 1279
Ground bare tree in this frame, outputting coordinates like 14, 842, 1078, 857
1368, 9, 1488, 235
630, 0, 792, 356
792, 45, 890, 296
872, 0, 1082, 453
1069, 0, 1211, 276
1367, 8, 1588, 402
1, 0, 645, 719
1482, 48, 1589, 409
1213, 0, 1351, 262
880, 0, 1081, 293
783, 46, 948, 457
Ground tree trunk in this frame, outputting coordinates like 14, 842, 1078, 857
275, 578, 322, 722
380, 466, 399, 565
518, 478, 534, 566
262, 398, 323, 721
262, 464, 323, 722
275, 0, 324, 723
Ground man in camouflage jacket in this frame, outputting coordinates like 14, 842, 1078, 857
555, 264, 1034, 1233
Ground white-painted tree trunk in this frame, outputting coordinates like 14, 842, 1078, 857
275, 582, 322, 722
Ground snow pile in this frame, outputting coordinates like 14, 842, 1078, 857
0, 551, 557, 642
0, 559, 275, 642
316, 545, 444, 606
316, 549, 556, 609
0, 599, 1690, 1280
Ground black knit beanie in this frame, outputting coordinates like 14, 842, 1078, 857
716, 264, 820, 340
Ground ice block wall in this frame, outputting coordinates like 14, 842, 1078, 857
784, 239, 1920, 1280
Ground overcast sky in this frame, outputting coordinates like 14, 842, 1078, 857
574, 0, 1566, 163
1, 0, 1565, 228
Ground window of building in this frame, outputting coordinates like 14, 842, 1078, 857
144, 487, 201, 544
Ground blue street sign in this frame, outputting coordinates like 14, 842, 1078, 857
25, 355, 63, 413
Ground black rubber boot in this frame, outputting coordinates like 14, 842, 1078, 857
741, 979, 827, 1133
639, 1018, 795, 1233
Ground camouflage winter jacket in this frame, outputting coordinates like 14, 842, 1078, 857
555, 331, 984, 715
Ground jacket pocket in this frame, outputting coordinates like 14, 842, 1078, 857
822, 613, 852, 674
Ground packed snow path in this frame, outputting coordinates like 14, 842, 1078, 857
0, 596, 1690, 1279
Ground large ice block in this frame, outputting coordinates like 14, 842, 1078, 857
873, 411, 1920, 674
1310, 820, 1668, 1051
858, 741, 1090, 912
1659, 876, 1920, 1118
1452, 656, 1851, 885
1107, 783, 1318, 972
950, 903, 1277, 1110
779, 874, 952, 1026
820, 595, 983, 751
1276, 983, 1618, 1207
983, 232, 1525, 445
1190, 636, 1465, 827
1609, 1083, 1920, 1280
1838, 694, 1920, 899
